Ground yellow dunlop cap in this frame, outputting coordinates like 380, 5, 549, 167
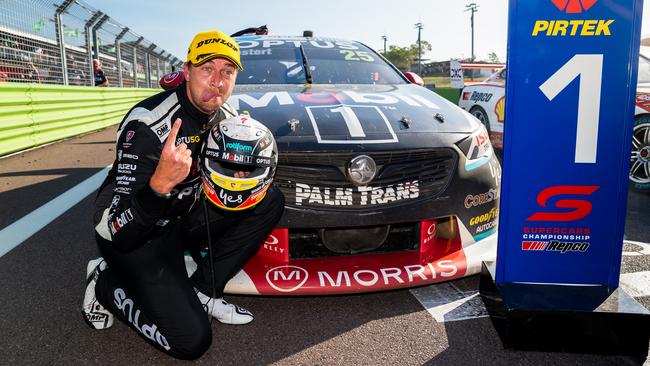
186, 30, 243, 70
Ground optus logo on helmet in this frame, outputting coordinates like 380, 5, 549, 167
532, 0, 614, 37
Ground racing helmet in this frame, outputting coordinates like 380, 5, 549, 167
200, 115, 277, 211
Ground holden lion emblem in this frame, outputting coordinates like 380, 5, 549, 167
347, 155, 377, 186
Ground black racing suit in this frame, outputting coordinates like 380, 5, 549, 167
92, 83, 284, 360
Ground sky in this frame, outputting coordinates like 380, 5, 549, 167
83, 0, 650, 63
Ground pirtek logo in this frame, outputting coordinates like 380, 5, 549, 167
551, 0, 597, 14
533, 1, 613, 37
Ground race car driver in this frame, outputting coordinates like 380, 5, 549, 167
81, 29, 284, 360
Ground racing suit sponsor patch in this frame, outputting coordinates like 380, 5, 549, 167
114, 288, 171, 350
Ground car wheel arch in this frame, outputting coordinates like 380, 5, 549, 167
469, 105, 491, 134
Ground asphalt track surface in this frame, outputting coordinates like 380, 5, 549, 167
0, 128, 648, 365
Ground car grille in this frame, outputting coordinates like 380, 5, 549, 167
275, 149, 457, 209
289, 222, 420, 259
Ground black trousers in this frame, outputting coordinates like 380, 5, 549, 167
93, 186, 284, 360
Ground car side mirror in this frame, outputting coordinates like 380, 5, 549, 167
404, 72, 424, 87
159, 71, 185, 90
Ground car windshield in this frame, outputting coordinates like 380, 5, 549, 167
235, 37, 406, 85
638, 54, 650, 84
485, 68, 506, 83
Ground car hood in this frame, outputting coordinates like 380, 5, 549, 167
227, 84, 479, 148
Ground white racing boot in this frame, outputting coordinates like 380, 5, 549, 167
82, 258, 114, 329
195, 289, 254, 325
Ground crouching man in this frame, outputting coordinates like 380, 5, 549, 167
81, 29, 284, 360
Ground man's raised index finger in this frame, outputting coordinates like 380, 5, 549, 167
164, 118, 182, 150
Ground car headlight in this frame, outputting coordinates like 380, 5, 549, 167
456, 124, 493, 171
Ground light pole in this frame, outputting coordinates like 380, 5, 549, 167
381, 35, 387, 54
465, 3, 479, 61
414, 22, 423, 74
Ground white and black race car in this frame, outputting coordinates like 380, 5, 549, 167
165, 34, 501, 295
457, 68, 506, 150
632, 46, 650, 192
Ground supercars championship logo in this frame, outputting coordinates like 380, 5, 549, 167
533, 0, 614, 37
521, 185, 598, 254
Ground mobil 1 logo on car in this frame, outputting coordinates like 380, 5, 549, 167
495, 0, 643, 287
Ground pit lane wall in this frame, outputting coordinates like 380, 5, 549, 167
0, 83, 158, 156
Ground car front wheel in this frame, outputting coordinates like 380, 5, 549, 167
470, 106, 491, 134
630, 115, 650, 192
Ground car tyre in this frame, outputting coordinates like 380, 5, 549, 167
630, 115, 650, 192
469, 106, 491, 134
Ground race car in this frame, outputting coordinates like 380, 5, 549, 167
632, 46, 650, 192
165, 34, 502, 295
457, 68, 506, 149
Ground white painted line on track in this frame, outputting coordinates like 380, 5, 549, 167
0, 167, 110, 258
622, 240, 650, 256
411, 282, 489, 323
620, 271, 650, 298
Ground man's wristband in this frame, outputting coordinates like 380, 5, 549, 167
150, 185, 172, 199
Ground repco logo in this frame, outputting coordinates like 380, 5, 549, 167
470, 92, 493, 103
527, 185, 599, 222
266, 265, 308, 292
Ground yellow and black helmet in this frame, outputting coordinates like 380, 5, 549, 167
200, 115, 277, 211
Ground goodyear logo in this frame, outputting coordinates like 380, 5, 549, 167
532, 0, 613, 37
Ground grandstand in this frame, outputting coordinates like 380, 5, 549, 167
0, 0, 182, 87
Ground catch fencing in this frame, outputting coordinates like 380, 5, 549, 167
0, 0, 183, 87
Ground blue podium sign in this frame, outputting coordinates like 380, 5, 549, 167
497, 0, 644, 287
